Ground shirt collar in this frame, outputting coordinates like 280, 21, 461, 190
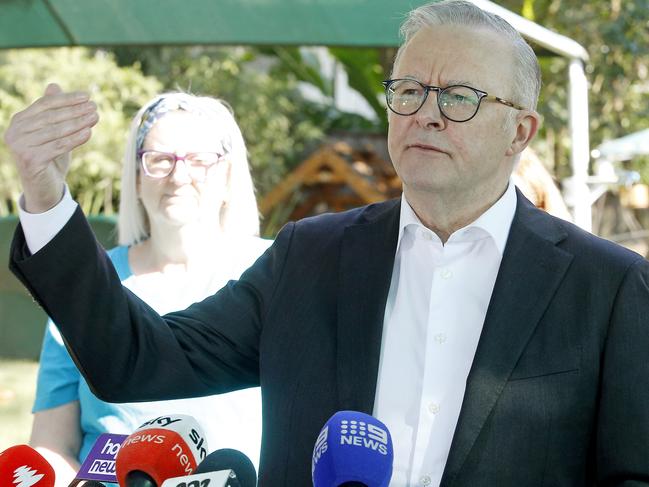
396, 181, 517, 256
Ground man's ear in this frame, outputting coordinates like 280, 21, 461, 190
506, 110, 541, 157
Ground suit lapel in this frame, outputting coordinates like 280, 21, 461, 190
337, 200, 401, 413
441, 193, 574, 486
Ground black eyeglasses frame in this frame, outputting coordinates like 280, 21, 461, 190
382, 78, 526, 122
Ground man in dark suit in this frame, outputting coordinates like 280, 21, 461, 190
6, 1, 649, 485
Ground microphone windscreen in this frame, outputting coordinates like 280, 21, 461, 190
312, 411, 393, 487
81, 482, 107, 487
194, 448, 256, 487
159, 470, 233, 487
116, 414, 209, 487
0, 444, 55, 487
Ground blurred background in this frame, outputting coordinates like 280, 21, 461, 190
1, 0, 648, 448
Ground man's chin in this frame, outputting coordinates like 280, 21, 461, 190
401, 173, 460, 195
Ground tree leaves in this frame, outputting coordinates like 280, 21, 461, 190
0, 48, 161, 215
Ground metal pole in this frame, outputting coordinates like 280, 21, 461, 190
564, 58, 592, 231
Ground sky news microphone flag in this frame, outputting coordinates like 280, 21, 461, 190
312, 411, 393, 487
115, 414, 208, 487
0, 444, 55, 487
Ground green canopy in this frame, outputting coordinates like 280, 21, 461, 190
0, 0, 420, 49
1, 0, 595, 231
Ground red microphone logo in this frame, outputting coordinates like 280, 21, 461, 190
12, 465, 45, 487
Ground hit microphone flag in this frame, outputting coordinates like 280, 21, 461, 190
68, 433, 128, 486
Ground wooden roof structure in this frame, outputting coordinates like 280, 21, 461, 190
259, 141, 401, 222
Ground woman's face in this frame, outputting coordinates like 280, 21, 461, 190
138, 110, 230, 230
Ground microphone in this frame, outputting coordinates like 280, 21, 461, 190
159, 471, 236, 487
311, 411, 393, 487
82, 482, 107, 486
115, 414, 209, 487
68, 433, 128, 486
0, 444, 55, 487
194, 448, 257, 487
161, 448, 257, 487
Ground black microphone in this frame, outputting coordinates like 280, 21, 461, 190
124, 470, 157, 487
81, 481, 107, 487
194, 448, 257, 487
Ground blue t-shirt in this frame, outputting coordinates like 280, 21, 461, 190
33, 241, 270, 469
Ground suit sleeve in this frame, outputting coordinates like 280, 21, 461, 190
597, 257, 649, 485
10, 206, 294, 403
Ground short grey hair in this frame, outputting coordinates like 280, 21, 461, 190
393, 0, 541, 110
118, 92, 260, 246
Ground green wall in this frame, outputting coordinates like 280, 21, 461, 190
0, 215, 117, 359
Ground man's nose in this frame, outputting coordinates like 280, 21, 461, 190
414, 91, 446, 130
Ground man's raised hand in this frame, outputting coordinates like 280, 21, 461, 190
4, 83, 99, 213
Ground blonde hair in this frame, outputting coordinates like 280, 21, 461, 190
394, 0, 541, 110
118, 92, 260, 246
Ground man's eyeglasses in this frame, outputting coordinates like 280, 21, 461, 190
382, 78, 526, 122
137, 150, 227, 181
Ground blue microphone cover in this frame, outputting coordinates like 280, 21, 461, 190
312, 411, 393, 487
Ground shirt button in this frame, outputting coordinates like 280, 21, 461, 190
420, 475, 432, 486
434, 333, 447, 344
428, 402, 440, 415
440, 268, 453, 279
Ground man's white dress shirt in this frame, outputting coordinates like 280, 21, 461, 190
19, 183, 517, 487
373, 183, 516, 487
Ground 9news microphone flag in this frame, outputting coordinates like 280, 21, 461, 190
312, 411, 393, 487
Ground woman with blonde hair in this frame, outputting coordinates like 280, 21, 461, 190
30, 92, 269, 486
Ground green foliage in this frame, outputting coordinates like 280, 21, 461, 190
265, 46, 333, 97
2, 2, 646, 218
0, 48, 161, 215
500, 0, 649, 180
328, 47, 388, 130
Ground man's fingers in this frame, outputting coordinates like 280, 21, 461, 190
13, 90, 90, 124
17, 101, 97, 136
19, 128, 92, 169
25, 110, 99, 147
44, 83, 62, 96
32, 90, 89, 115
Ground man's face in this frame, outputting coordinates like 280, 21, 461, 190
387, 25, 527, 204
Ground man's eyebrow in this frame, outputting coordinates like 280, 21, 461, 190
446, 79, 474, 87
397, 75, 477, 88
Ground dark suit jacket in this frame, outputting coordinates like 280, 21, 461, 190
10, 191, 649, 486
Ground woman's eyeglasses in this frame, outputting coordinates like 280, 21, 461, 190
137, 150, 227, 181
